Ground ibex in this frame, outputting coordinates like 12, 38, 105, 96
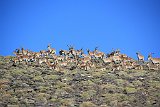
59, 49, 69, 56
148, 53, 160, 64
94, 47, 105, 59
67, 45, 77, 58
76, 48, 83, 57
77, 62, 90, 71
136, 52, 144, 61
103, 57, 112, 64
46, 60, 57, 70
13, 49, 22, 56
87, 49, 95, 58
112, 55, 122, 64
21, 48, 28, 55
47, 44, 56, 54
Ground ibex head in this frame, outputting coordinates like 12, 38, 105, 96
148, 52, 154, 56
136, 52, 140, 55
67, 45, 74, 50
95, 47, 98, 50
116, 49, 120, 52
47, 43, 51, 47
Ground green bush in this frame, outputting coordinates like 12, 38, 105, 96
125, 87, 137, 94
33, 76, 44, 82
80, 101, 96, 107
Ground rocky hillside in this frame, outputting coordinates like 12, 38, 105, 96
0, 56, 160, 107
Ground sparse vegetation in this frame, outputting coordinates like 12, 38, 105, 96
0, 55, 160, 107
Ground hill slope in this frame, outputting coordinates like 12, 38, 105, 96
0, 56, 160, 107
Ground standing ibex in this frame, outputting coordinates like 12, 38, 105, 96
47, 44, 56, 54
94, 47, 105, 59
76, 48, 83, 58
13, 49, 22, 56
136, 52, 144, 61
87, 49, 95, 59
148, 53, 160, 64
59, 49, 69, 56
67, 45, 77, 58
21, 48, 28, 55
46, 59, 58, 70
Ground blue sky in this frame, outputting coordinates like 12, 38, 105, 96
1, 0, 160, 59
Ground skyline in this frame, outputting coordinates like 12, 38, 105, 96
1, 0, 160, 59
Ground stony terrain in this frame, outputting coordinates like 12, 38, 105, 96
0, 56, 160, 107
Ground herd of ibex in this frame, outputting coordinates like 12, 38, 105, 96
12, 44, 160, 71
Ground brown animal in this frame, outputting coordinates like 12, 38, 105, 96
87, 49, 95, 58
47, 44, 56, 54
13, 49, 22, 56
77, 62, 90, 71
59, 49, 69, 56
40, 50, 48, 57
103, 57, 112, 64
148, 53, 160, 65
80, 56, 91, 63
94, 47, 105, 58
21, 48, 28, 55
112, 55, 122, 64
37, 57, 48, 65
76, 48, 83, 57
136, 52, 144, 61
94, 52, 105, 59
46, 59, 58, 70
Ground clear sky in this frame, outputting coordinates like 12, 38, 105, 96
1, 0, 160, 59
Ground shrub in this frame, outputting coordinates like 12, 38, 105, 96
125, 87, 137, 94
33, 76, 44, 82
80, 101, 96, 107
